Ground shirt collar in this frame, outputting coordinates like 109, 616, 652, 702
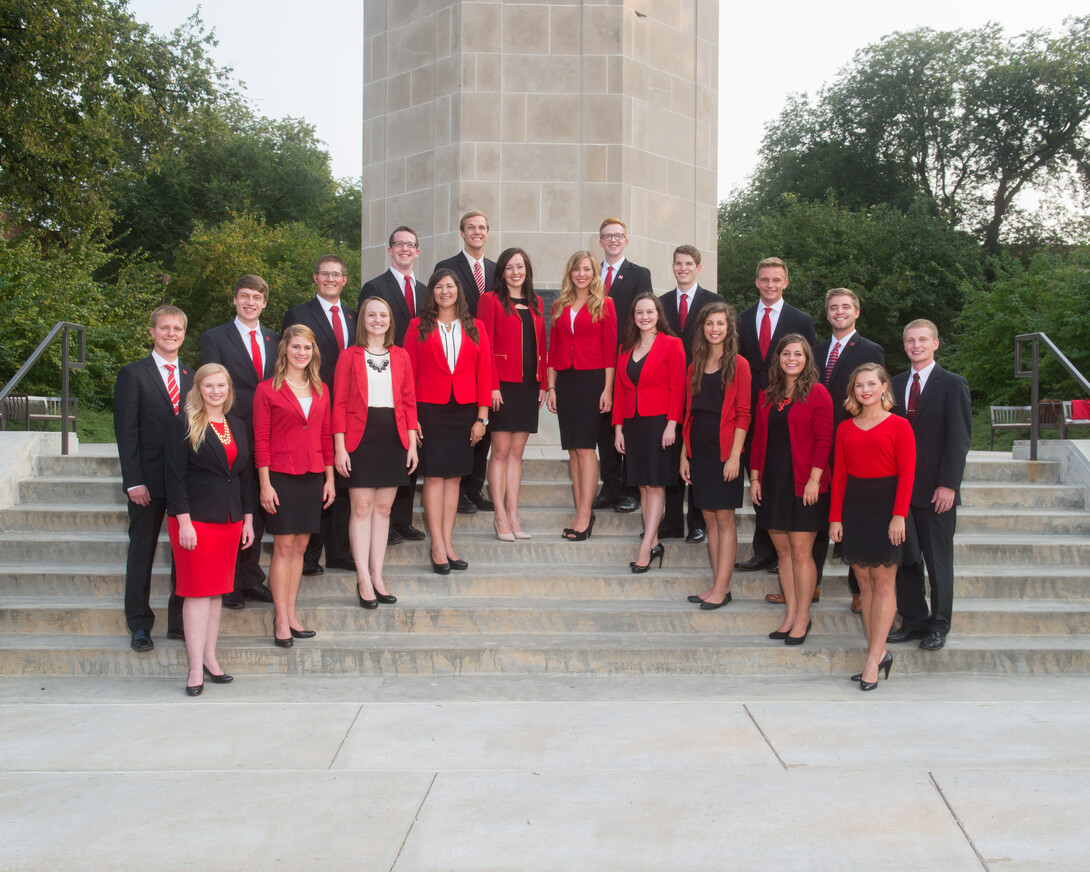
388, 266, 415, 287
462, 250, 483, 272
234, 317, 262, 336
760, 297, 785, 315
602, 256, 626, 277
831, 329, 856, 350
151, 350, 178, 369
315, 294, 342, 314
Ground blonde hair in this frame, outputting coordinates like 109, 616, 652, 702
903, 318, 939, 340
842, 363, 895, 416
273, 325, 324, 395
184, 364, 235, 453
552, 251, 605, 326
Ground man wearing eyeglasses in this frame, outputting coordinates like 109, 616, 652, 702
359, 227, 428, 543
282, 254, 357, 574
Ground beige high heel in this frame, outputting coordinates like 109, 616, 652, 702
493, 520, 515, 542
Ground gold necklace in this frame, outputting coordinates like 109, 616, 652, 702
210, 419, 232, 446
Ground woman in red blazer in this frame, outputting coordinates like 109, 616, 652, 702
680, 301, 752, 609
333, 297, 419, 607
477, 248, 547, 541
253, 324, 335, 648
749, 334, 833, 646
546, 250, 617, 540
612, 292, 686, 572
404, 269, 492, 574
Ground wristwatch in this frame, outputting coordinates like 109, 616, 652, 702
476, 416, 489, 426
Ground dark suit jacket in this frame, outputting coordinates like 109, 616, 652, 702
433, 252, 495, 316
890, 364, 972, 508
738, 300, 817, 405
200, 322, 280, 420
814, 332, 885, 442
114, 355, 194, 497
359, 270, 427, 347
606, 260, 653, 344
165, 413, 256, 523
660, 286, 721, 363
281, 298, 355, 391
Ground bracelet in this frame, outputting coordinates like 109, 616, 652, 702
547, 387, 556, 392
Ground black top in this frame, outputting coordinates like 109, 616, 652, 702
692, 370, 724, 415
626, 352, 647, 387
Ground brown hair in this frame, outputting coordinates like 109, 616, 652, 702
689, 301, 739, 395
387, 226, 418, 248
492, 248, 539, 318
825, 287, 859, 309
620, 292, 675, 352
764, 334, 817, 406
673, 244, 702, 266
355, 296, 396, 348
755, 257, 789, 281
459, 211, 489, 232
234, 275, 270, 301
313, 254, 346, 276
416, 269, 480, 344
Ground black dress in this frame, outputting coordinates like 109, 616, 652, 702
690, 371, 744, 510
757, 399, 828, 532
622, 354, 679, 488
491, 307, 539, 433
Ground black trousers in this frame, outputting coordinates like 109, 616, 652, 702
461, 431, 490, 495
124, 496, 182, 634
303, 485, 352, 566
233, 468, 267, 591
391, 473, 418, 528
663, 480, 703, 533
742, 442, 776, 562
895, 504, 957, 633
597, 411, 638, 500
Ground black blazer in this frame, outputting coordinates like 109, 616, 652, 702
281, 297, 355, 391
200, 322, 280, 420
433, 253, 495, 316
660, 285, 721, 363
114, 355, 194, 497
890, 364, 972, 507
606, 259, 653, 344
738, 300, 817, 407
814, 332, 885, 440
165, 413, 256, 523
359, 270, 427, 347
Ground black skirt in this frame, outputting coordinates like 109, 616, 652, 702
690, 410, 744, 510
265, 470, 323, 535
555, 368, 605, 450
337, 407, 410, 489
840, 475, 920, 567
491, 380, 539, 433
418, 397, 476, 478
757, 402, 828, 532
623, 413, 680, 488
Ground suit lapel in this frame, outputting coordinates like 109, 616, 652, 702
307, 298, 338, 350
262, 330, 279, 378
914, 365, 943, 420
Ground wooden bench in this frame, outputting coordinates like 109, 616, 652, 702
1060, 400, 1090, 438
989, 405, 1032, 450
0, 394, 78, 431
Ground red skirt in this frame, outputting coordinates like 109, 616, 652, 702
168, 516, 242, 597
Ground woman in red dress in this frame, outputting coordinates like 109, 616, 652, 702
165, 364, 255, 695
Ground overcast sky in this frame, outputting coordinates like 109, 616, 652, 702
130, 0, 1077, 202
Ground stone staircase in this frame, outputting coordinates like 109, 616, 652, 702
1, 449, 1088, 676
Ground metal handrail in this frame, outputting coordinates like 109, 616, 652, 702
1015, 332, 1090, 461
0, 322, 86, 455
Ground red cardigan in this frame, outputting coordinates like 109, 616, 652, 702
750, 383, 833, 495
253, 379, 334, 474
477, 292, 548, 390
682, 355, 752, 461
612, 333, 686, 426
547, 298, 618, 371
404, 318, 493, 408
332, 345, 418, 452
829, 414, 916, 522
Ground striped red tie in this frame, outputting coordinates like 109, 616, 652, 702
824, 341, 839, 384
473, 260, 486, 296
165, 364, 180, 414
908, 372, 921, 420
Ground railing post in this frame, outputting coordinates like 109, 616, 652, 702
61, 325, 71, 456
1029, 338, 1039, 462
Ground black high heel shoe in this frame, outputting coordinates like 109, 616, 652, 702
852, 651, 893, 684
185, 682, 203, 696
447, 557, 469, 571
373, 590, 397, 604
290, 627, 316, 639
631, 543, 664, 573
357, 584, 378, 609
274, 635, 293, 648
784, 619, 812, 646
203, 665, 233, 684
566, 513, 596, 541
700, 591, 732, 610
769, 628, 790, 640
431, 558, 451, 575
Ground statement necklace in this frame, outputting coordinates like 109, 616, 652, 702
210, 419, 232, 446
365, 349, 390, 373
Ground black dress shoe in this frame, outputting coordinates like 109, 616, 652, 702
302, 563, 324, 576
130, 629, 154, 652
222, 592, 246, 610
357, 585, 378, 608
457, 493, 478, 514
735, 554, 776, 572
920, 630, 947, 650
274, 635, 293, 648
700, 592, 732, 610
657, 527, 684, 539
242, 582, 274, 603
374, 590, 397, 604
765, 562, 780, 575
325, 558, 357, 572
166, 629, 185, 642
203, 665, 233, 683
431, 559, 451, 575
393, 523, 426, 541
592, 492, 619, 510
290, 627, 316, 639
388, 528, 405, 545
186, 683, 203, 696
448, 558, 469, 570
687, 594, 706, 603
686, 528, 707, 544
615, 494, 639, 513
466, 491, 494, 511
887, 626, 926, 643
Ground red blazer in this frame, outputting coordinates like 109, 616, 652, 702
404, 318, 493, 408
547, 298, 618, 371
253, 379, 334, 474
477, 292, 548, 390
682, 355, 753, 460
750, 383, 833, 495
332, 345, 419, 452
612, 333, 686, 426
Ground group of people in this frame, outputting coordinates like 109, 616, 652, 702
114, 212, 971, 696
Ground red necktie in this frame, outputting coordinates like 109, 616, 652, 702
404, 275, 415, 318
678, 293, 688, 330
824, 340, 839, 384
604, 265, 613, 295
758, 306, 772, 359
473, 260, 486, 296
908, 372, 921, 420
330, 305, 346, 350
165, 363, 180, 414
249, 329, 262, 379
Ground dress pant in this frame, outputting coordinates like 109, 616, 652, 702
895, 504, 957, 633
304, 486, 352, 567
597, 411, 638, 501
663, 480, 703, 533
391, 473, 418, 529
233, 468, 267, 591
124, 497, 182, 635
461, 431, 490, 496
741, 444, 776, 561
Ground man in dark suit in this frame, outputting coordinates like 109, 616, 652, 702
114, 305, 194, 652
359, 226, 428, 544
593, 217, 653, 514
659, 244, 720, 541
282, 254, 357, 573
200, 274, 279, 609
736, 257, 817, 572
888, 318, 972, 651
433, 210, 495, 514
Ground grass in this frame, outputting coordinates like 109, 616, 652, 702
2, 406, 115, 443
